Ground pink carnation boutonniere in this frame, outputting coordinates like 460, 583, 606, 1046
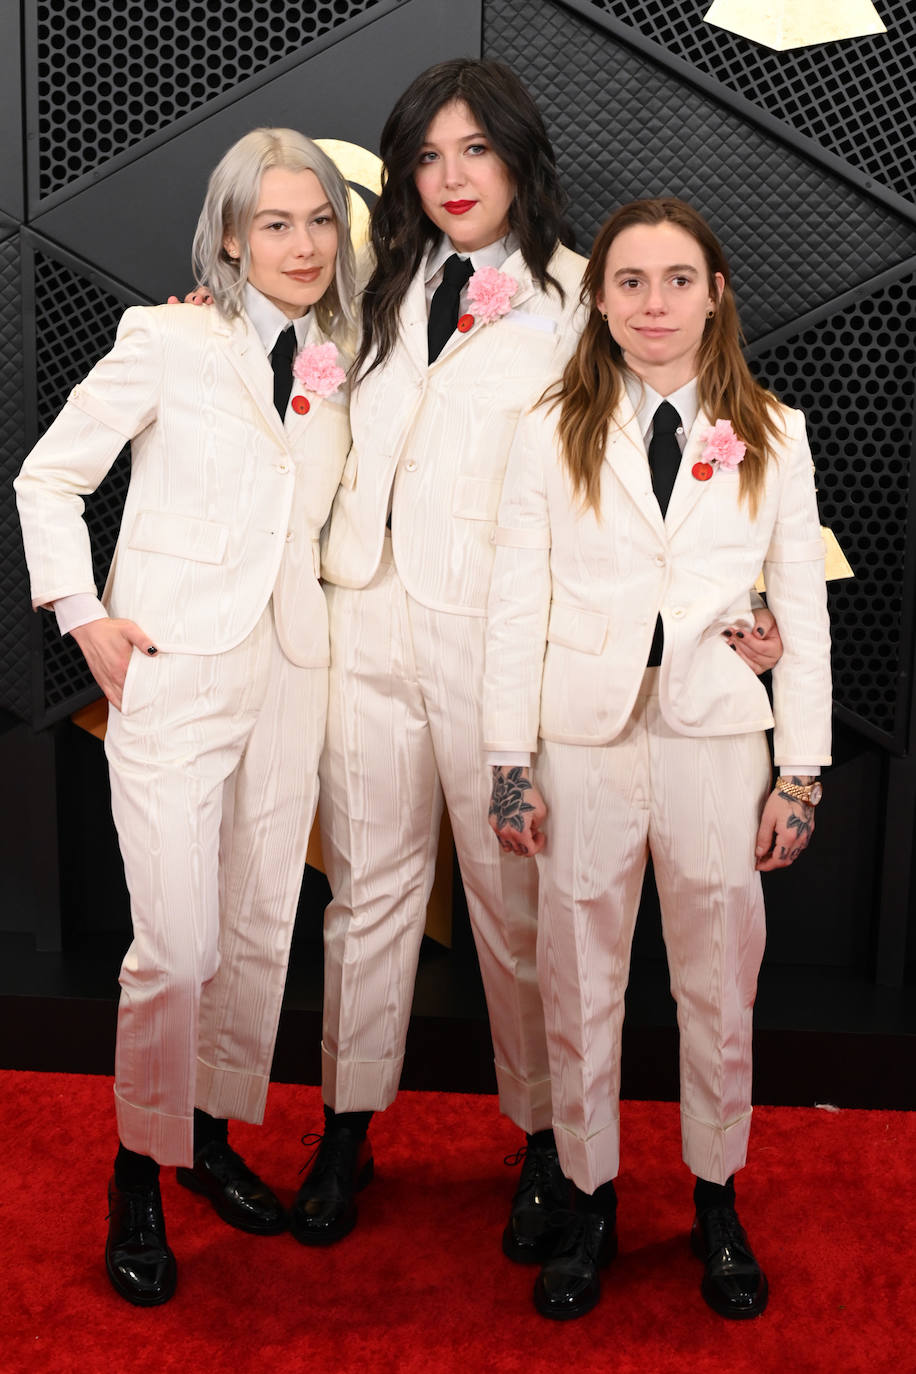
691, 419, 747, 482
290, 341, 346, 414
458, 267, 518, 333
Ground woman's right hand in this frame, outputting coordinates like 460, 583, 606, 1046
70, 618, 157, 710
488, 766, 547, 857
166, 287, 213, 305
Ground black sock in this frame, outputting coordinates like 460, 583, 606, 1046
114, 1143, 160, 1189
574, 1179, 617, 1216
193, 1108, 229, 1156
694, 1175, 736, 1215
324, 1104, 373, 1139
526, 1128, 556, 1150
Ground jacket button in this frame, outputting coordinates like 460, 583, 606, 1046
285, 530, 295, 543
276, 462, 290, 473
672, 607, 685, 618
654, 555, 665, 567
292, 395, 310, 415
404, 460, 418, 472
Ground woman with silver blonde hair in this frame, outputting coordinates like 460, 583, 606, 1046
192, 126, 357, 334
15, 126, 354, 1307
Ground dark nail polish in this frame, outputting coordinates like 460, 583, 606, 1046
736, 632, 744, 639
146, 646, 158, 656
724, 630, 733, 638
755, 626, 765, 636
730, 644, 737, 651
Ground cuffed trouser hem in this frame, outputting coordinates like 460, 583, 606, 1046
495, 1062, 553, 1136
682, 1108, 752, 1185
554, 1115, 620, 1195
195, 1059, 269, 1128
321, 1041, 402, 1113
114, 1089, 193, 1168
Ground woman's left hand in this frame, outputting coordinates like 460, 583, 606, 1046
755, 787, 815, 871
723, 607, 783, 676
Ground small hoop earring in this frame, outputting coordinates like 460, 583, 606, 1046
706, 309, 715, 319
601, 311, 608, 321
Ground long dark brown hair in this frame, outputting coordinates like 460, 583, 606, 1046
550, 198, 784, 518
354, 59, 575, 379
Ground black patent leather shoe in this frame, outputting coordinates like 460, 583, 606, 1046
533, 1209, 618, 1321
105, 1176, 177, 1306
503, 1138, 572, 1264
176, 1141, 286, 1234
289, 1127, 374, 1246
691, 1205, 769, 1319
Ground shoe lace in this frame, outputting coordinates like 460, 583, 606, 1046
298, 1132, 325, 1175
298, 1129, 359, 1181
196, 1140, 257, 1183
547, 1208, 606, 1262
699, 1206, 750, 1258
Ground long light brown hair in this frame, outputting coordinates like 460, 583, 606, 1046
549, 198, 784, 518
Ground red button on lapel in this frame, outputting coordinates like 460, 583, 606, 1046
692, 461, 713, 482
292, 395, 310, 415
457, 314, 474, 333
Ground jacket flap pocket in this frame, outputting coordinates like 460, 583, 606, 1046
547, 601, 608, 655
128, 510, 229, 565
452, 475, 502, 521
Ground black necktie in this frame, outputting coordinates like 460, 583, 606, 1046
646, 401, 682, 666
427, 254, 474, 363
647, 400, 682, 518
271, 325, 296, 418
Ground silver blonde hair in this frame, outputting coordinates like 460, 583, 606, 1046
191, 127, 357, 336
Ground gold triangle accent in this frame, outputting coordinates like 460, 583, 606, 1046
704, 0, 886, 50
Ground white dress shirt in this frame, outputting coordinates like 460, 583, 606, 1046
423, 231, 521, 312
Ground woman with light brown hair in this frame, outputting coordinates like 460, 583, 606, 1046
484, 198, 831, 1322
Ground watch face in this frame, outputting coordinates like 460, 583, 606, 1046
809, 782, 823, 805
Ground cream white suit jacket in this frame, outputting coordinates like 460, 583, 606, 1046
15, 304, 350, 666
483, 398, 832, 766
321, 242, 587, 615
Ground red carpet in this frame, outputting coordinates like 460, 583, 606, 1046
2, 1071, 913, 1374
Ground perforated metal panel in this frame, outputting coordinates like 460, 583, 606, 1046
748, 271, 916, 744
582, 0, 916, 209
30, 250, 133, 724
0, 236, 30, 719
485, 0, 916, 343
32, 0, 387, 203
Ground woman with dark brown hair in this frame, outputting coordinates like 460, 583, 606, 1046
485, 198, 831, 1321
293, 57, 586, 1260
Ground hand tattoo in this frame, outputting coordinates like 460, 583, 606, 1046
778, 802, 814, 861
489, 767, 536, 833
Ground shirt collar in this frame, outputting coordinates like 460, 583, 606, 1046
243, 283, 311, 355
424, 231, 520, 285
624, 373, 700, 443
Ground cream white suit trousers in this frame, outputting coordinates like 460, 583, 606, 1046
536, 669, 771, 1194
319, 542, 551, 1131
106, 601, 326, 1166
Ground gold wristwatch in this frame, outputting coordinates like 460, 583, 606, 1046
776, 778, 823, 806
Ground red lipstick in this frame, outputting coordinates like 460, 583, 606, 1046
443, 200, 476, 214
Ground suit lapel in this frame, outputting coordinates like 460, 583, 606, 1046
664, 410, 714, 537
430, 246, 535, 369
399, 251, 433, 378
211, 309, 285, 442
603, 397, 666, 541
